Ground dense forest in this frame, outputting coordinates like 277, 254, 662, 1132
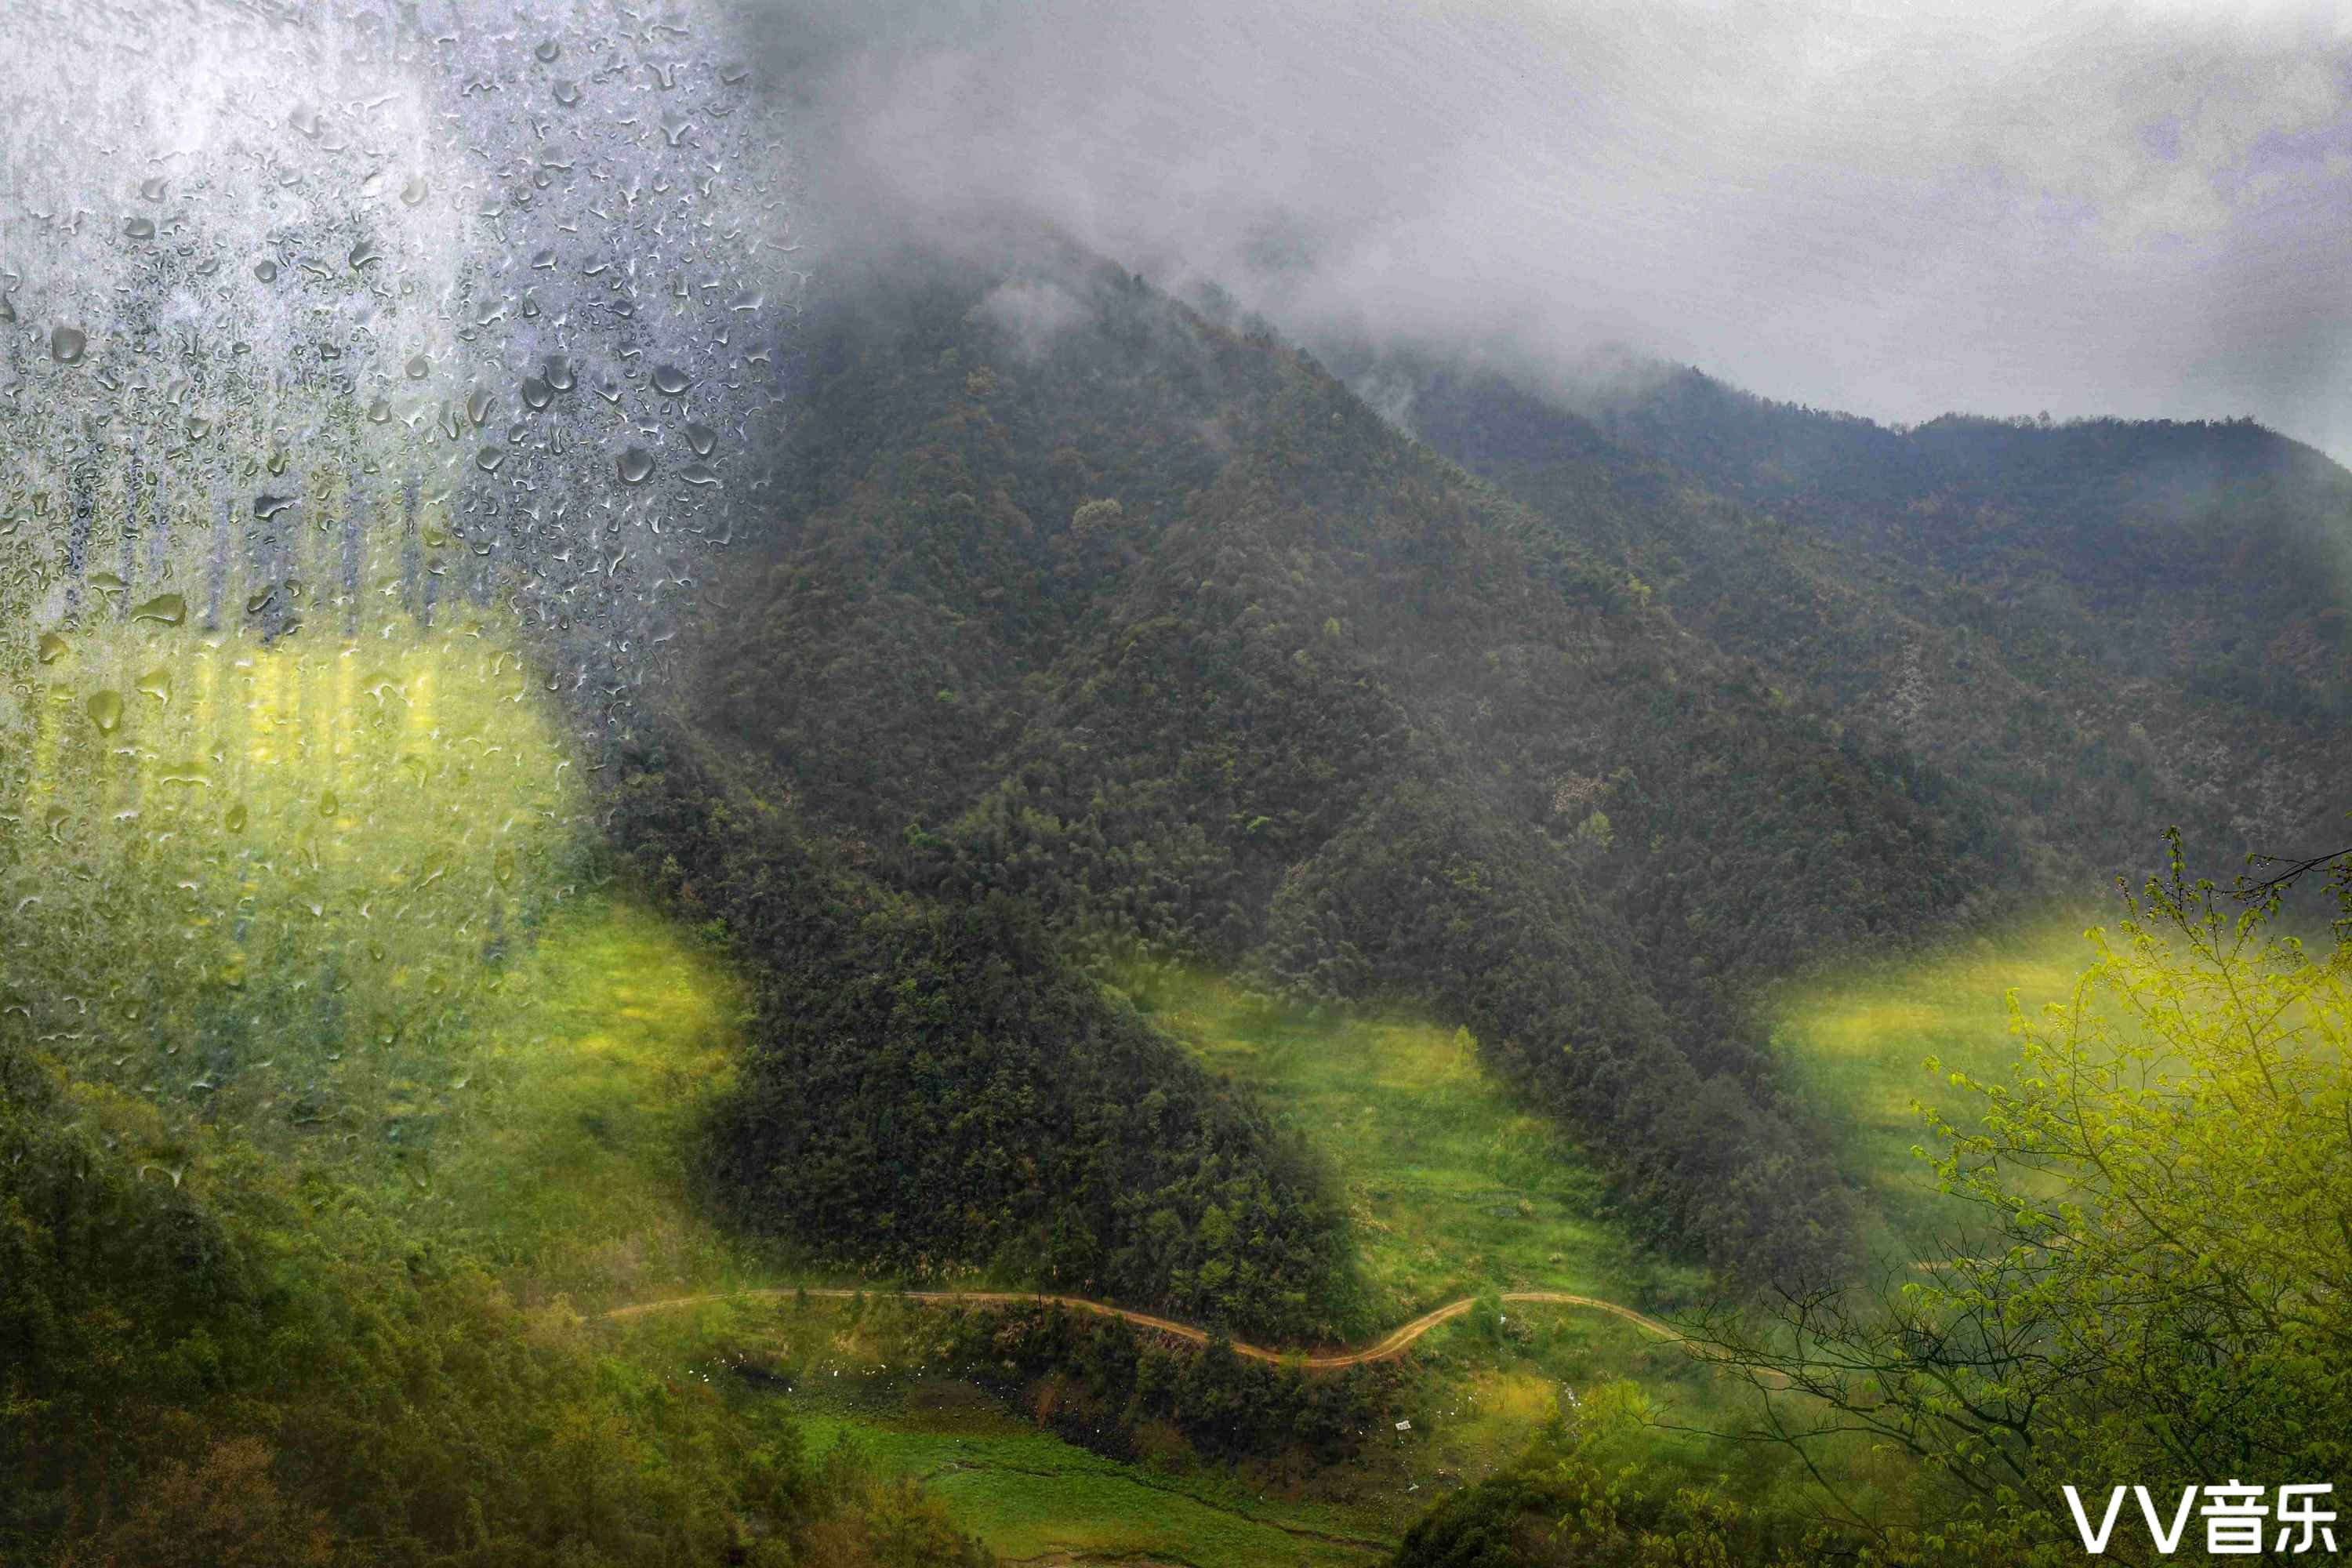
608, 731, 1357, 1340
1339, 349, 2352, 884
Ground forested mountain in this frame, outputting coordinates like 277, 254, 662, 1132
16, 6, 2349, 1564
1334, 350, 2352, 887
623, 230, 2352, 1332
630, 234, 2063, 1302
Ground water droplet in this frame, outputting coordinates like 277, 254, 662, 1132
36, 633, 67, 665
135, 670, 172, 706
494, 849, 515, 886
89, 572, 127, 597
721, 64, 749, 85
254, 494, 295, 521
368, 397, 392, 423
405, 354, 430, 379
681, 462, 720, 488
319, 790, 339, 818
0, 296, 14, 323
49, 326, 86, 364
685, 422, 717, 456
475, 447, 504, 473
86, 691, 122, 733
535, 38, 561, 62
289, 104, 325, 139
139, 176, 167, 200
465, 388, 492, 426
652, 364, 691, 395
660, 110, 691, 147
129, 593, 186, 626
125, 216, 155, 241
530, 248, 557, 270
521, 376, 552, 410
617, 447, 655, 485
224, 803, 247, 833
187, 413, 212, 440
360, 170, 385, 198
401, 176, 429, 206
543, 356, 575, 392
350, 239, 381, 270
553, 79, 581, 107
254, 259, 278, 282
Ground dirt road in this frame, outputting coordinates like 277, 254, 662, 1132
601, 1286, 1687, 1368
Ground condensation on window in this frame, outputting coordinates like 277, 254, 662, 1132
0, 1, 800, 1164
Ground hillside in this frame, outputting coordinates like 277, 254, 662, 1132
11, 3, 2350, 1564
11, 220, 2346, 1567
1336, 350, 2352, 888
635, 234, 2049, 1300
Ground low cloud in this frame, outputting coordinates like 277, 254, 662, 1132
748, 0, 2352, 458
977, 278, 1088, 361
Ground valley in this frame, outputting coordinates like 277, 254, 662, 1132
6, 9, 2348, 1557
451, 895, 2104, 1565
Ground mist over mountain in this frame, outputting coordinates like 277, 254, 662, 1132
749, 0, 2352, 462
7, 5, 2352, 1566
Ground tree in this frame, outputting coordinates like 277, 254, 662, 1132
1692, 832, 2352, 1562
74, 1439, 336, 1568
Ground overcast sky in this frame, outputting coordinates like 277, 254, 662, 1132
757, 0, 2352, 459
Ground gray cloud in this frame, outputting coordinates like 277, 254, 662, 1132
753, 0, 2352, 459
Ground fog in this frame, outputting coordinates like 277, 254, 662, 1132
754, 0, 2352, 459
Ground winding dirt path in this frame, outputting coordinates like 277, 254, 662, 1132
600, 1287, 1687, 1369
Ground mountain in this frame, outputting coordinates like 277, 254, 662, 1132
627, 234, 2085, 1302
627, 233, 2352, 1322
1334, 350, 2352, 887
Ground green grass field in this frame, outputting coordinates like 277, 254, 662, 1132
1765, 912, 2103, 1248
795, 1401, 1392, 1568
408, 898, 759, 1307
1116, 967, 1705, 1326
